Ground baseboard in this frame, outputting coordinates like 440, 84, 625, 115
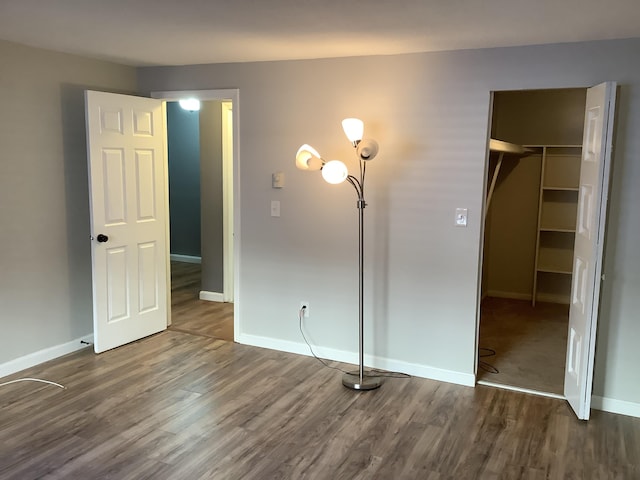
199, 291, 224, 302
591, 395, 640, 418
170, 254, 201, 264
0, 334, 93, 379
535, 293, 570, 305
235, 333, 475, 387
486, 290, 531, 301
477, 380, 566, 400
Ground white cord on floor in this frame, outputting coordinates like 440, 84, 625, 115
0, 378, 66, 389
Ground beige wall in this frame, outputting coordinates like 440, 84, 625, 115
493, 89, 588, 145
0, 40, 136, 364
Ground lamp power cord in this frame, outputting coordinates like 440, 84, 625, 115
298, 306, 410, 380
478, 347, 499, 374
0, 378, 66, 389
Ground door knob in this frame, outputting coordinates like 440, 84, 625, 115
96, 234, 109, 243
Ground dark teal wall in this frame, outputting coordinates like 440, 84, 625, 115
167, 102, 201, 257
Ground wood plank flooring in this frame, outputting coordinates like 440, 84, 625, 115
478, 297, 568, 395
170, 261, 234, 341
1, 329, 639, 478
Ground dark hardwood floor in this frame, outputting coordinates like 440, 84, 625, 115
170, 261, 234, 341
1, 331, 639, 478
1, 280, 639, 479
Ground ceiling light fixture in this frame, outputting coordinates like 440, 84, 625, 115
178, 98, 201, 112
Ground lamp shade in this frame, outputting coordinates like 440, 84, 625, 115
356, 139, 379, 161
342, 118, 364, 144
321, 160, 348, 184
295, 144, 323, 171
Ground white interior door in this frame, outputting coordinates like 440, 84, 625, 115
564, 82, 617, 420
85, 90, 169, 353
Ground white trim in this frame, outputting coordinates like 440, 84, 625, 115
151, 89, 239, 102
161, 101, 172, 327
221, 101, 234, 303
477, 380, 566, 400
485, 290, 532, 301
199, 291, 225, 302
535, 293, 570, 304
591, 395, 640, 418
236, 333, 476, 387
170, 254, 201, 264
0, 334, 93, 379
485, 290, 570, 304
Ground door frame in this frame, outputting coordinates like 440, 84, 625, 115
221, 101, 234, 303
474, 84, 614, 410
152, 89, 240, 341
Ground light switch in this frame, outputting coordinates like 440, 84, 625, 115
272, 172, 285, 188
455, 208, 468, 227
271, 200, 281, 217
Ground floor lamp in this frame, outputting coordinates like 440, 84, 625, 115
295, 118, 382, 391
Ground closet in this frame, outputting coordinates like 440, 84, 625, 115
483, 88, 587, 304
479, 88, 587, 395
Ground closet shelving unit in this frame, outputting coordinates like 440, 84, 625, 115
532, 145, 582, 305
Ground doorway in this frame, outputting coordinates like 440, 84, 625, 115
152, 89, 239, 342
165, 99, 234, 340
478, 88, 587, 396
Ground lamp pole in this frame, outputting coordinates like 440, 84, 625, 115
342, 161, 382, 390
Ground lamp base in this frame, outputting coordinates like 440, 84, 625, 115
342, 372, 382, 391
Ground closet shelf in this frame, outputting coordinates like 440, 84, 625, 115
540, 226, 576, 233
536, 267, 573, 275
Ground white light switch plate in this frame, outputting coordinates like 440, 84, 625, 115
455, 208, 468, 227
271, 200, 281, 217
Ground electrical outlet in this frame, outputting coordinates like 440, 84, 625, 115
299, 301, 310, 318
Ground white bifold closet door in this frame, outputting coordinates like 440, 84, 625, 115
564, 82, 616, 420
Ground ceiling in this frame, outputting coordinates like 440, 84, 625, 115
1, 0, 639, 67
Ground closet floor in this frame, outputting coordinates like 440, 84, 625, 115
477, 297, 568, 395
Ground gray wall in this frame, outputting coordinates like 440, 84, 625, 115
166, 101, 201, 257
138, 38, 640, 406
0, 40, 136, 364
199, 101, 225, 293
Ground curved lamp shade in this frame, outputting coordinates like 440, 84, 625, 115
342, 118, 364, 144
321, 160, 348, 184
296, 144, 323, 171
357, 139, 379, 161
